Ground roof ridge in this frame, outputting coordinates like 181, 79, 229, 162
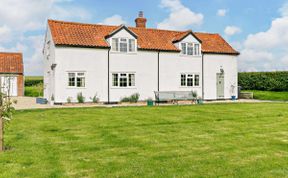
48, 19, 225, 36
194, 32, 219, 35
0, 52, 22, 55
48, 19, 189, 33
48, 19, 118, 28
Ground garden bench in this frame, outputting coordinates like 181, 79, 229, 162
154, 91, 198, 105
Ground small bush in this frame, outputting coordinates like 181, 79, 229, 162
90, 94, 100, 103
77, 92, 85, 103
121, 93, 140, 103
67, 97, 72, 103
191, 91, 198, 98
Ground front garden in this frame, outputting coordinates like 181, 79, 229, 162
0, 103, 287, 177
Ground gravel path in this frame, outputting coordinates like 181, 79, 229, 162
11, 97, 285, 110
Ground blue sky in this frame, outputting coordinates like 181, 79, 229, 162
0, 0, 288, 75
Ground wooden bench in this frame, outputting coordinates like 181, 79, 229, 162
154, 91, 198, 104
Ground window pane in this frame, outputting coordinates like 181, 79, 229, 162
187, 75, 193, 86
68, 73, 75, 86
194, 44, 199, 55
195, 74, 200, 86
129, 74, 135, 86
120, 42, 128, 52
112, 38, 119, 51
187, 43, 193, 55
77, 77, 85, 87
129, 39, 135, 52
120, 77, 127, 87
112, 73, 118, 86
181, 74, 186, 86
181, 43, 186, 54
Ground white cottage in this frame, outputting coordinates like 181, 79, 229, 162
43, 12, 239, 104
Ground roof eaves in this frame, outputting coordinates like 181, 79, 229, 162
173, 30, 202, 43
105, 24, 138, 39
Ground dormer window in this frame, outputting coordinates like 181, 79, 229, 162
111, 38, 136, 53
180, 42, 200, 56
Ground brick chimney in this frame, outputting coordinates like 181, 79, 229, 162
135, 11, 147, 28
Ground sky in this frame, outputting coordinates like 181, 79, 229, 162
0, 0, 288, 75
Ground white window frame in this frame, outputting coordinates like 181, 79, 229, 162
180, 42, 201, 56
67, 72, 86, 88
111, 72, 136, 88
180, 73, 200, 87
111, 37, 137, 53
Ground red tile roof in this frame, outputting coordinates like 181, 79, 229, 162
0, 52, 24, 74
48, 20, 239, 55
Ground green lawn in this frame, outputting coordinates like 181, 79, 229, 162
1, 103, 288, 177
244, 90, 288, 101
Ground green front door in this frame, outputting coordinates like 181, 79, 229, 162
216, 73, 224, 99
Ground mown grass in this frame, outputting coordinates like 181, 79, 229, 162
244, 90, 288, 101
0, 103, 288, 177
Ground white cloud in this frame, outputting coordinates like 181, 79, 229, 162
102, 15, 126, 25
238, 3, 288, 71
157, 0, 204, 30
0, 0, 91, 75
0, 25, 11, 42
224, 26, 241, 36
217, 9, 227, 17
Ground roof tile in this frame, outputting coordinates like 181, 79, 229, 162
0, 52, 23, 74
48, 20, 239, 55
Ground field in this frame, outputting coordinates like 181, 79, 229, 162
24, 76, 43, 97
244, 90, 288, 101
0, 103, 288, 177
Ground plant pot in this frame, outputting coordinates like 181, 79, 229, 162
147, 100, 154, 106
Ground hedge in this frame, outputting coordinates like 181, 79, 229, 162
238, 71, 288, 91
25, 76, 43, 87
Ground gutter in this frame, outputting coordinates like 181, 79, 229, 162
157, 51, 160, 92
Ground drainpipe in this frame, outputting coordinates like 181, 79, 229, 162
202, 53, 204, 100
107, 48, 110, 104
157, 51, 160, 92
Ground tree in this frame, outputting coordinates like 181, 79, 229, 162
0, 76, 16, 152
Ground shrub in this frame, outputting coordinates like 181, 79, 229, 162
67, 97, 72, 103
90, 94, 100, 103
238, 71, 288, 91
121, 93, 140, 103
77, 92, 85, 103
191, 91, 198, 98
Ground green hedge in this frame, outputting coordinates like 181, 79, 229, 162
25, 76, 43, 87
238, 72, 288, 91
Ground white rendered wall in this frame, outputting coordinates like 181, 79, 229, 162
109, 51, 158, 101
43, 27, 56, 102
203, 54, 238, 100
53, 47, 108, 103
159, 52, 203, 98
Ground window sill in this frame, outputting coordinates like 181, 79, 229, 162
110, 51, 138, 55
179, 86, 201, 88
110, 87, 137, 89
66, 87, 86, 89
179, 54, 202, 57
